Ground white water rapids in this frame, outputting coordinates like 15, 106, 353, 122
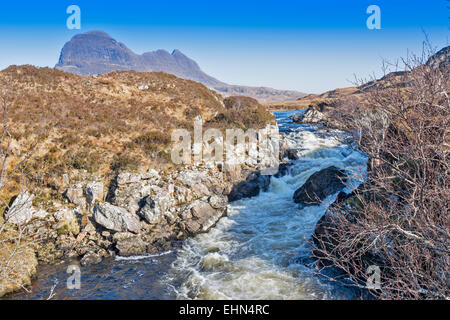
166, 111, 368, 300
7, 111, 367, 300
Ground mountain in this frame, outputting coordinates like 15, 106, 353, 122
55, 31, 306, 102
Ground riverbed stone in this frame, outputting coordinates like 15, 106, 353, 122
293, 166, 347, 207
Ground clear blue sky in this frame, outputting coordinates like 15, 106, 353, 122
0, 0, 448, 93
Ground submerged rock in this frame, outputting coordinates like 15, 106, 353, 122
293, 166, 347, 207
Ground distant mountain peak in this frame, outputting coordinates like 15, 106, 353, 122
55, 30, 306, 102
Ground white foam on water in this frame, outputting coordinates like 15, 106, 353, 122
167, 118, 367, 300
115, 250, 172, 261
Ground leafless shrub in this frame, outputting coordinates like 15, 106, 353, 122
0, 92, 40, 296
314, 43, 450, 299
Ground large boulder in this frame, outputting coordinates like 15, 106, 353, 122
181, 199, 226, 235
301, 107, 325, 124
106, 170, 161, 214
4, 193, 48, 225
228, 172, 270, 202
289, 112, 305, 123
93, 202, 141, 233
293, 166, 347, 207
137, 190, 173, 224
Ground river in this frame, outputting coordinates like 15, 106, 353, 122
7, 110, 367, 300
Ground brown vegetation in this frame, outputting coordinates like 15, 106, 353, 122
313, 45, 450, 299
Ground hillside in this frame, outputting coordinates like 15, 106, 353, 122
0, 65, 273, 205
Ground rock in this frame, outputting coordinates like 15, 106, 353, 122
53, 208, 75, 222
137, 190, 173, 224
302, 107, 325, 124
115, 236, 147, 256
85, 181, 103, 205
65, 184, 87, 209
228, 172, 270, 202
181, 200, 226, 235
208, 195, 228, 209
289, 112, 304, 123
112, 232, 135, 243
33, 209, 49, 219
289, 107, 325, 124
80, 252, 102, 266
93, 202, 141, 233
116, 172, 142, 185
5, 193, 35, 225
293, 166, 347, 207
285, 149, 299, 160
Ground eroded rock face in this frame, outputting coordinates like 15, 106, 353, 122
93, 202, 140, 233
293, 166, 347, 207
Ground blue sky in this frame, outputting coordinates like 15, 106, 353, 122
0, 0, 448, 93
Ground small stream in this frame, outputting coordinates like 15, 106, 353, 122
7, 111, 367, 300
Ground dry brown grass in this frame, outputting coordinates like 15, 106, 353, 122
0, 65, 273, 208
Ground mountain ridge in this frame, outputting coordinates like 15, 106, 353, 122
55, 30, 306, 102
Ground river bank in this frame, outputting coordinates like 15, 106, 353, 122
4, 111, 367, 300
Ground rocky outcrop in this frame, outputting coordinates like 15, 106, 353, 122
1, 156, 280, 297
290, 107, 326, 124
293, 166, 347, 207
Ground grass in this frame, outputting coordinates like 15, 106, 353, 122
0, 66, 274, 205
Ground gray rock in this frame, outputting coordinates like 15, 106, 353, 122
93, 202, 141, 233
80, 252, 102, 266
289, 112, 305, 123
65, 184, 87, 209
228, 172, 271, 202
53, 208, 75, 222
116, 236, 147, 256
137, 190, 173, 224
5, 193, 35, 225
293, 166, 347, 207
85, 181, 103, 205
302, 107, 325, 124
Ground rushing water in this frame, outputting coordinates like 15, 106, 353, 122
7, 111, 367, 300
